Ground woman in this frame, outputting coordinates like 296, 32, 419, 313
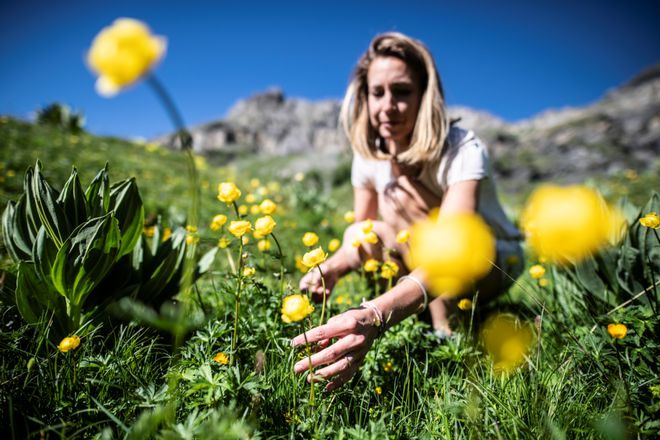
292, 32, 523, 391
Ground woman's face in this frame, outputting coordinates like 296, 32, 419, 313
367, 56, 422, 148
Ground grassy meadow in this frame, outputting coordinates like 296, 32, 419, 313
0, 115, 659, 439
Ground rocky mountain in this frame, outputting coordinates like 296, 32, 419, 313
154, 65, 660, 185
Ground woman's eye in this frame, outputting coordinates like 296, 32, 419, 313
370, 90, 384, 98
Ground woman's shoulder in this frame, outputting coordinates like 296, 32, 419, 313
446, 125, 479, 150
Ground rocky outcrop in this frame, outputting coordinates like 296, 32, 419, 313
153, 65, 660, 184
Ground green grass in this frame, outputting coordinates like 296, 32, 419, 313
0, 116, 658, 439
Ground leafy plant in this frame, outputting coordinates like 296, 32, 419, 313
35, 102, 85, 133
1, 161, 204, 337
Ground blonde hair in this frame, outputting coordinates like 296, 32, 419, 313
339, 32, 450, 164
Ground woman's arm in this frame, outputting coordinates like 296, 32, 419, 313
353, 187, 378, 221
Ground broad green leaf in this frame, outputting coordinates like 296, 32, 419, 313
138, 229, 186, 304
23, 167, 43, 242
197, 247, 218, 275
57, 167, 88, 231
51, 213, 121, 306
109, 178, 144, 258
2, 199, 33, 262
85, 163, 110, 218
34, 226, 60, 284
574, 256, 613, 307
15, 262, 63, 324
29, 161, 70, 247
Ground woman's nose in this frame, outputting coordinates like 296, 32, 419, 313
383, 92, 397, 112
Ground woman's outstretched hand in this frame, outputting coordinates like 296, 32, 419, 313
290, 307, 379, 391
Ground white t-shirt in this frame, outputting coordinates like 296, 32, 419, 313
351, 126, 522, 241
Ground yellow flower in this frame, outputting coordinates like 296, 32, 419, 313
396, 229, 410, 244
407, 213, 495, 297
242, 267, 256, 277
302, 232, 319, 247
538, 278, 550, 287
281, 294, 314, 323
213, 352, 229, 365
328, 238, 341, 252
143, 226, 155, 237
295, 255, 308, 273
375, 386, 382, 396
186, 234, 199, 245
245, 193, 257, 203
521, 185, 621, 264
227, 220, 252, 237
250, 178, 260, 188
267, 181, 281, 192
335, 295, 346, 305
253, 215, 276, 238
57, 335, 81, 353
259, 199, 277, 215
480, 314, 535, 375
238, 205, 248, 216
250, 205, 261, 215
457, 298, 473, 311
528, 264, 546, 279
218, 237, 230, 248
186, 225, 197, 233
382, 361, 393, 373
607, 323, 627, 339
302, 247, 327, 268
210, 214, 227, 231
294, 172, 305, 182
217, 182, 242, 204
381, 261, 399, 279
242, 236, 250, 245
87, 18, 166, 97
363, 231, 379, 244
344, 211, 355, 223
257, 239, 271, 252
162, 227, 172, 242
351, 239, 361, 248
361, 219, 373, 234
363, 258, 380, 272
639, 212, 660, 229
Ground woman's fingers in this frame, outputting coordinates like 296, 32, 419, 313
325, 356, 363, 391
310, 350, 367, 383
293, 333, 365, 373
290, 314, 360, 348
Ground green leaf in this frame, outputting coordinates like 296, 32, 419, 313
57, 167, 88, 231
138, 229, 187, 304
574, 256, 613, 307
34, 226, 60, 285
2, 199, 33, 262
22, 167, 43, 243
109, 178, 144, 258
29, 161, 71, 247
51, 213, 121, 306
15, 262, 64, 324
85, 163, 110, 218
197, 247, 218, 275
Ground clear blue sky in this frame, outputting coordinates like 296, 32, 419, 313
1, 0, 658, 140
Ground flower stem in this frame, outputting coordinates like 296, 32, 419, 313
302, 324, 315, 406
271, 233, 285, 296
231, 240, 245, 365
317, 265, 327, 326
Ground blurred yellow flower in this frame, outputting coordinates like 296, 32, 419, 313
254, 215, 276, 238
382, 361, 394, 373
351, 239, 361, 248
344, 211, 355, 223
257, 239, 271, 252
213, 352, 229, 365
281, 294, 314, 323
328, 238, 341, 252
457, 298, 472, 311
407, 213, 495, 297
267, 181, 281, 192
217, 182, 241, 204
294, 172, 305, 182
57, 335, 81, 353
250, 205, 260, 215
361, 219, 373, 234
639, 212, 660, 229
162, 227, 172, 241
521, 185, 621, 264
363, 259, 380, 272
143, 225, 155, 237
227, 220, 252, 237
528, 264, 546, 279
210, 214, 227, 231
302, 247, 327, 268
302, 232, 319, 247
218, 237, 230, 248
259, 199, 277, 215
363, 231, 379, 244
242, 267, 256, 277
396, 229, 410, 244
245, 193, 257, 203
250, 178, 260, 188
295, 255, 308, 273
186, 225, 198, 233
375, 386, 382, 395
87, 18, 166, 97
186, 234, 199, 245
607, 323, 627, 339
238, 205, 248, 216
381, 261, 399, 279
242, 236, 250, 245
480, 314, 535, 375
538, 278, 550, 288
